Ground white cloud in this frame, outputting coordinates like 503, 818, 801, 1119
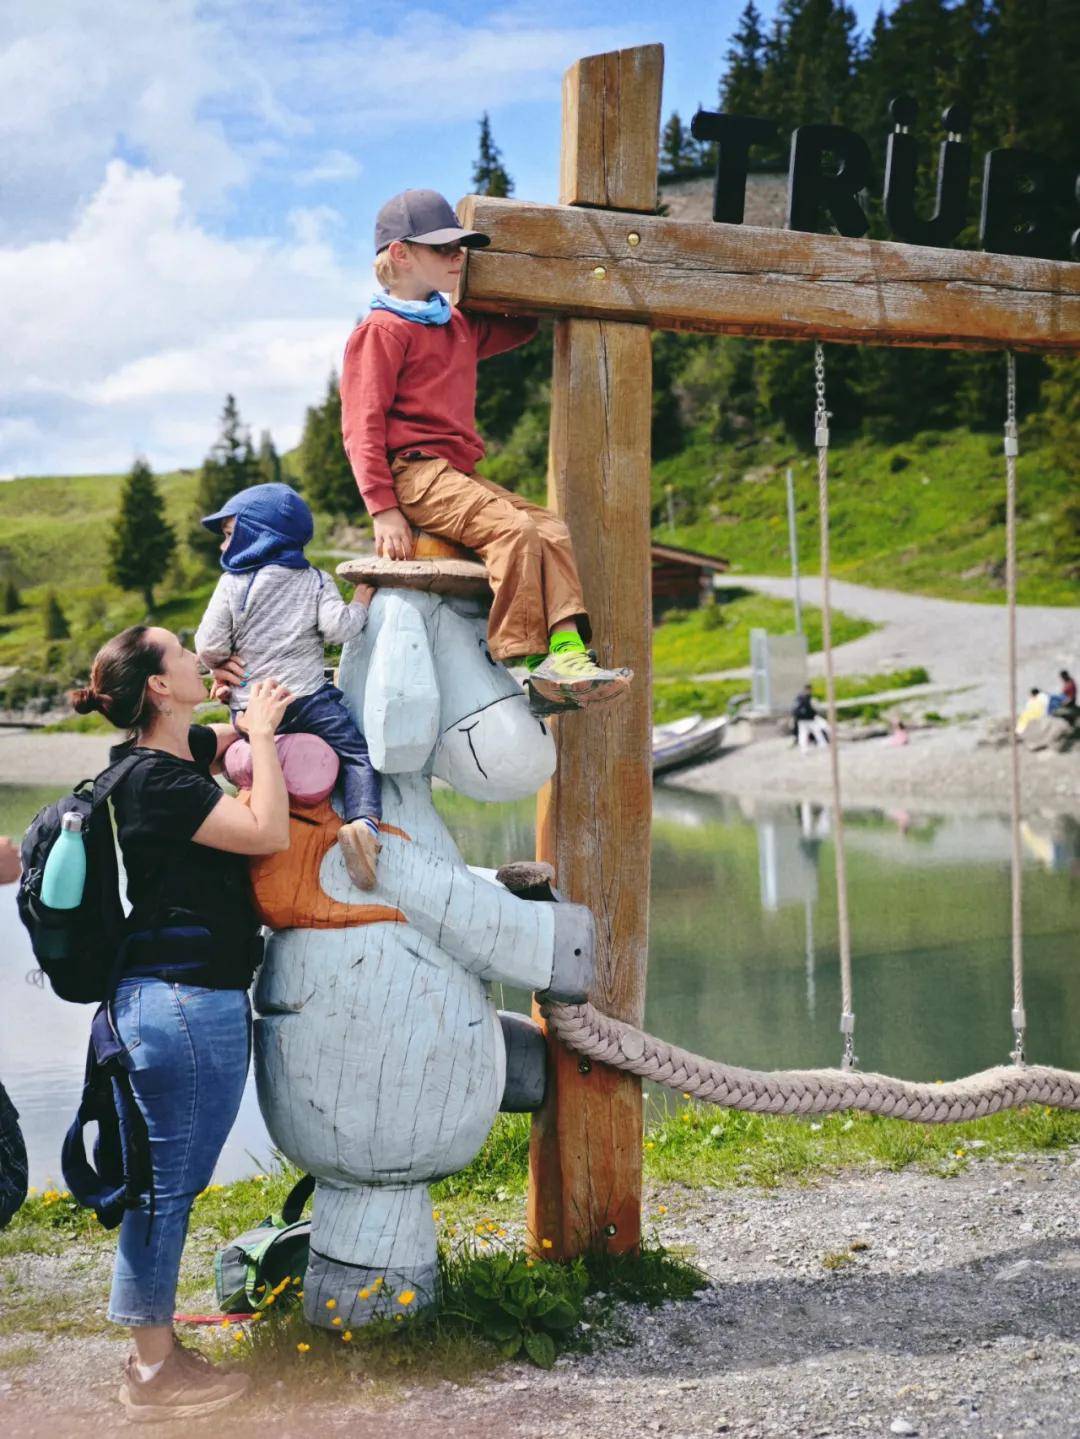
297, 150, 362, 186
0, 163, 370, 475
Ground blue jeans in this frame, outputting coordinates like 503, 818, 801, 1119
107, 979, 250, 1327
278, 683, 382, 824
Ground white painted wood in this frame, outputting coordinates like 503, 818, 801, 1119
254, 586, 572, 1327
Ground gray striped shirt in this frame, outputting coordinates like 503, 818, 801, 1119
194, 566, 368, 706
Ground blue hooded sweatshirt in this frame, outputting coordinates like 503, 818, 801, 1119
201, 483, 313, 573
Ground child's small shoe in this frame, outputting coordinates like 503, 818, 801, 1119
527, 651, 633, 709
338, 820, 381, 891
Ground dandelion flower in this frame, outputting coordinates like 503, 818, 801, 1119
541, 1238, 553, 1250
358, 1288, 370, 1300
296, 1342, 310, 1354
251, 1312, 264, 1323
397, 1290, 416, 1306
325, 1299, 337, 1310
332, 1316, 343, 1327
497, 1229, 507, 1238
432, 1210, 441, 1221
645, 1141, 655, 1150
292, 1276, 302, 1286
265, 1294, 276, 1306
657, 1205, 668, 1215
342, 1331, 353, 1343
372, 1277, 383, 1289
393, 1314, 403, 1323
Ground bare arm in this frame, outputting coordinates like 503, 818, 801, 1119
192, 681, 291, 855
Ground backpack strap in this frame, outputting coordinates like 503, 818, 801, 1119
280, 1174, 315, 1225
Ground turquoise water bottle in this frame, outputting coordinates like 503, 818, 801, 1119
40, 812, 87, 910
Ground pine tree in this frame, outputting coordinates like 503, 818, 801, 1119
721, 1, 766, 112
190, 395, 259, 563
108, 457, 177, 612
2, 577, 19, 614
257, 430, 282, 485
659, 112, 701, 177
43, 591, 69, 641
300, 373, 357, 515
471, 113, 514, 197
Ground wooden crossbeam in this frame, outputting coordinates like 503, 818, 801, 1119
456, 196, 1080, 352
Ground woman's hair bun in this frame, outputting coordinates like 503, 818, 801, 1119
70, 686, 100, 715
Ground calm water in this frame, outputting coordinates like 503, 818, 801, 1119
1, 782, 1077, 1186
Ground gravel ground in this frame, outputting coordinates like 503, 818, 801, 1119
3, 1155, 1078, 1438
671, 722, 1079, 818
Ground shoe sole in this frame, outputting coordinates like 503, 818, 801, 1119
119, 1377, 250, 1423
527, 673, 632, 708
337, 825, 380, 891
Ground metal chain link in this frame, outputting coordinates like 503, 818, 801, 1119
813, 342, 857, 1072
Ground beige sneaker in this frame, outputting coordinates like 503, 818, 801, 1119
527, 650, 633, 708
338, 819, 381, 890
119, 1343, 250, 1422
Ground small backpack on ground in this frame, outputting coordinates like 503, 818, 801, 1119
16, 753, 148, 1004
215, 1175, 315, 1314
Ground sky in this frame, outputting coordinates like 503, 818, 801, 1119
0, 0, 894, 480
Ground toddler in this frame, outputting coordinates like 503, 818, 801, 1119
195, 482, 382, 889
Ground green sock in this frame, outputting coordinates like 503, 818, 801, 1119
548, 630, 586, 657
523, 653, 547, 672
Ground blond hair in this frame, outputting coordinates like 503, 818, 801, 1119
374, 247, 399, 289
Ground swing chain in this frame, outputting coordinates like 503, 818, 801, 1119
814, 342, 830, 449
1004, 351, 1019, 458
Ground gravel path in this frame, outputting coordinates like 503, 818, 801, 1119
705, 576, 1080, 720
3, 1156, 1078, 1438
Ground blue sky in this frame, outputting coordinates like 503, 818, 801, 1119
0, 0, 894, 478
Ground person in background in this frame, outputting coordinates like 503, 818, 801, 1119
1016, 686, 1049, 734
792, 685, 830, 753
0, 838, 28, 1230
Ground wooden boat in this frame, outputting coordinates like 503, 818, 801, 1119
652, 713, 728, 776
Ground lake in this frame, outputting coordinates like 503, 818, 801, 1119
1, 781, 1077, 1187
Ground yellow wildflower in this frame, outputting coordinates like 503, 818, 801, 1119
645, 1141, 655, 1150
296, 1342, 310, 1354
325, 1298, 337, 1310
292, 1276, 302, 1287
432, 1209, 441, 1221
358, 1288, 370, 1300
372, 1277, 383, 1289
393, 1314, 403, 1323
332, 1316, 343, 1327
497, 1229, 507, 1238
264, 1294, 276, 1306
541, 1238, 553, 1250
342, 1331, 353, 1343
657, 1205, 668, 1214
397, 1290, 416, 1306
251, 1312, 264, 1323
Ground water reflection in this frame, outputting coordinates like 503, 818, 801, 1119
1, 781, 1077, 1186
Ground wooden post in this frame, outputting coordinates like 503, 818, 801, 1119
527, 44, 662, 1260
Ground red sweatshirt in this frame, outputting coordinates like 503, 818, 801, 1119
340, 307, 539, 515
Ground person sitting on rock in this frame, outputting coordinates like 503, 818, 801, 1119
195, 482, 382, 889
340, 187, 632, 712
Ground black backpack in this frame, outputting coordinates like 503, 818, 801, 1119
16, 753, 148, 1004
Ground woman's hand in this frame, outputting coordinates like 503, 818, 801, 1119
243, 679, 293, 738
373, 507, 414, 561
352, 581, 376, 609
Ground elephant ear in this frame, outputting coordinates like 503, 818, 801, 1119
363, 593, 440, 772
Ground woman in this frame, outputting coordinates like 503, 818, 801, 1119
72, 624, 291, 1422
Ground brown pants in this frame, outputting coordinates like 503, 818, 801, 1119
390, 455, 590, 661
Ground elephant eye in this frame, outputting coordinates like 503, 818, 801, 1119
479, 640, 497, 667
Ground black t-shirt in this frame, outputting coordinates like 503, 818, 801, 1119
109, 725, 259, 990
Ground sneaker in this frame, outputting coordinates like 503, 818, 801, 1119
338, 819, 381, 890
527, 651, 633, 709
119, 1344, 250, 1423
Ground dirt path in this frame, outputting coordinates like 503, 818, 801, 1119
706, 576, 1080, 719
3, 1156, 1078, 1438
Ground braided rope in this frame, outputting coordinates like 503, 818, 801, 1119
542, 1001, 1080, 1121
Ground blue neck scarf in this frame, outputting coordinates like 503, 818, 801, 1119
370, 290, 452, 326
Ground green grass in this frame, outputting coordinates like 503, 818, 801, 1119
652, 592, 875, 679
656, 426, 1079, 607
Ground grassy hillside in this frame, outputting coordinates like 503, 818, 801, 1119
655, 427, 1079, 607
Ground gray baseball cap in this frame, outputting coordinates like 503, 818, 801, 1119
374, 189, 490, 254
